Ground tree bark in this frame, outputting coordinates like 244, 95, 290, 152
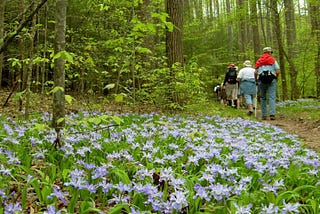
25, 0, 38, 120
53, 0, 67, 132
237, 0, 246, 55
249, 0, 260, 62
284, 0, 298, 99
309, 1, 320, 98
166, 0, 184, 68
0, 0, 5, 87
271, 0, 288, 100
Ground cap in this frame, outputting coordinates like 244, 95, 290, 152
263, 47, 273, 53
243, 60, 252, 67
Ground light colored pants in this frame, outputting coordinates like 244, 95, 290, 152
259, 79, 277, 117
225, 83, 238, 100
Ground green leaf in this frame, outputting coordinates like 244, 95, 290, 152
53, 51, 74, 63
136, 47, 152, 54
111, 115, 123, 125
65, 94, 74, 104
50, 86, 64, 94
104, 83, 115, 90
41, 185, 52, 204
13, 90, 26, 101
109, 204, 130, 214
57, 117, 65, 124
31, 123, 50, 132
115, 93, 125, 103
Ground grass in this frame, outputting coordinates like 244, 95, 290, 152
276, 99, 320, 120
0, 98, 319, 213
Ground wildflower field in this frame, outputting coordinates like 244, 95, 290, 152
0, 100, 319, 213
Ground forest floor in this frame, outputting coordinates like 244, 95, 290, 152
0, 88, 319, 153
257, 111, 320, 153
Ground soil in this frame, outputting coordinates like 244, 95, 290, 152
252, 107, 320, 153
263, 116, 320, 153
1, 89, 319, 153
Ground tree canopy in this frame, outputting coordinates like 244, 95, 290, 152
0, 0, 319, 111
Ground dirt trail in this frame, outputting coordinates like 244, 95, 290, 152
252, 109, 320, 153
265, 118, 320, 152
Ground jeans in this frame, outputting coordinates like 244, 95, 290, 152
259, 79, 277, 117
244, 94, 254, 105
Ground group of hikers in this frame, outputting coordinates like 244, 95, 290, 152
214, 47, 280, 120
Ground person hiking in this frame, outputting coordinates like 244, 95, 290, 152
237, 60, 257, 116
213, 83, 221, 102
254, 47, 280, 120
223, 64, 238, 108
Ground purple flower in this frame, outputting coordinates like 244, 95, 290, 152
92, 165, 108, 179
234, 203, 253, 214
64, 176, 88, 190
159, 167, 174, 182
98, 179, 113, 193
260, 203, 280, 214
47, 186, 67, 204
115, 182, 132, 193
208, 183, 231, 201
0, 189, 7, 199
169, 190, 189, 211
44, 205, 61, 214
0, 165, 11, 176
4, 202, 22, 214
193, 183, 210, 201
281, 200, 299, 214
34, 149, 47, 159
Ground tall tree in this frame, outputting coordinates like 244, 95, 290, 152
52, 0, 67, 144
249, 0, 260, 61
25, 0, 38, 119
166, 0, 184, 67
0, 0, 5, 87
237, 0, 246, 55
309, 0, 320, 98
270, 0, 288, 100
284, 0, 298, 99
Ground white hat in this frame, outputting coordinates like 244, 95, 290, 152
243, 60, 252, 67
263, 47, 273, 53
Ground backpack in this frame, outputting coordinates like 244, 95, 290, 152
227, 68, 237, 84
259, 70, 276, 84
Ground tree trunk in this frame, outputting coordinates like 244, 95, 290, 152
271, 0, 288, 100
284, 0, 298, 99
166, 0, 184, 67
53, 0, 67, 132
0, 0, 5, 87
309, 1, 320, 98
237, 0, 246, 55
41, 3, 48, 94
25, 0, 38, 119
249, 0, 260, 62
225, 0, 233, 52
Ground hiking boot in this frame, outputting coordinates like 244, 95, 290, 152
270, 115, 275, 120
247, 111, 253, 116
262, 116, 267, 120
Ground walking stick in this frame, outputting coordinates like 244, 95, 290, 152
255, 86, 258, 117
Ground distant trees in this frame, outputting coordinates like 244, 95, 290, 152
0, 0, 319, 113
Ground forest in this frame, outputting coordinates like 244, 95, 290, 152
0, 0, 320, 213
1, 0, 320, 112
